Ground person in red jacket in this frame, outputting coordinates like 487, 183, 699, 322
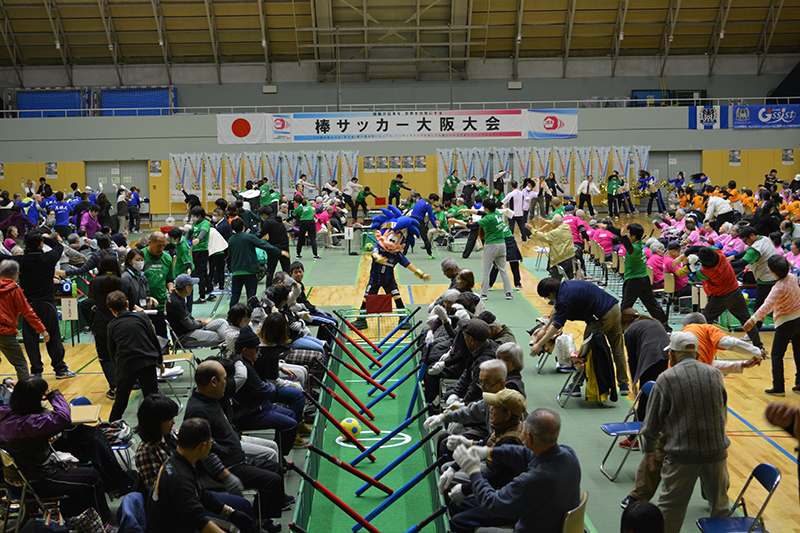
0, 259, 49, 379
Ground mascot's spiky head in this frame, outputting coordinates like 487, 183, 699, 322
371, 205, 420, 252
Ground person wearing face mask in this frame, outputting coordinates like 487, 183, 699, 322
122, 248, 158, 312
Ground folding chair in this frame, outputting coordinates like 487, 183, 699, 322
647, 266, 665, 302
162, 318, 199, 384
696, 463, 781, 533
599, 381, 655, 481
556, 336, 589, 408
0, 449, 69, 533
562, 491, 588, 533
210, 272, 232, 316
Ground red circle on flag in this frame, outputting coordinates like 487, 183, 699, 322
231, 118, 251, 138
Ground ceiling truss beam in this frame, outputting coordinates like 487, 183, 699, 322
43, 0, 74, 86
757, 0, 785, 75
610, 0, 630, 77
708, 0, 732, 75
512, 0, 524, 80
202, 0, 222, 83
97, 0, 123, 85
561, 0, 577, 78
659, 0, 681, 76
256, 0, 271, 83
0, 0, 23, 86
150, 0, 172, 84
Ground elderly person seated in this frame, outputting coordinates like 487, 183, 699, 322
424, 359, 507, 458
494, 342, 526, 397
526, 214, 575, 280
442, 389, 528, 533
449, 408, 582, 533
647, 241, 665, 289
166, 274, 228, 347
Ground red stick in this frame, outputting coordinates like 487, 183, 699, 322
308, 445, 393, 495
311, 375, 380, 435
327, 370, 376, 420
329, 353, 396, 399
337, 328, 384, 368
332, 336, 371, 376
288, 463, 382, 533
304, 392, 376, 462
336, 313, 383, 355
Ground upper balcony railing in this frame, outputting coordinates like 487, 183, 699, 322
2, 96, 794, 118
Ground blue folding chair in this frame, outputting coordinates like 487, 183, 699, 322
599, 380, 655, 481
696, 463, 781, 533
69, 396, 92, 406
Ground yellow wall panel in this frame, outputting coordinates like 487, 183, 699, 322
702, 149, 800, 193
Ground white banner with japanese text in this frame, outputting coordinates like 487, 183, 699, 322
170, 153, 187, 203
225, 153, 243, 200
204, 153, 223, 202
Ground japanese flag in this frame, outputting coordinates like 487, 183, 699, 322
217, 114, 267, 144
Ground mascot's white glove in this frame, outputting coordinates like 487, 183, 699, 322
446, 394, 460, 406
432, 304, 448, 322
688, 254, 700, 273
448, 484, 466, 506
453, 445, 482, 476
428, 361, 446, 375
425, 330, 436, 345
423, 414, 445, 431
437, 467, 455, 494
445, 435, 474, 451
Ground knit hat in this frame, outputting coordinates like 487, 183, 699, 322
235, 326, 260, 350
477, 311, 500, 329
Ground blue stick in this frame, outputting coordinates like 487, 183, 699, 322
375, 307, 420, 349
350, 404, 431, 467
355, 426, 441, 497
370, 335, 424, 379
368, 348, 418, 396
370, 324, 420, 369
363, 364, 420, 411
352, 456, 448, 532
406, 363, 426, 420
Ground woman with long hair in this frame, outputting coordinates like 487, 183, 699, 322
88, 254, 123, 398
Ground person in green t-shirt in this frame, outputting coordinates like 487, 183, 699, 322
141, 231, 175, 316
428, 203, 448, 245
354, 187, 377, 223
476, 178, 489, 202
464, 198, 513, 300
188, 206, 213, 303
548, 197, 566, 220
292, 198, 319, 260
259, 181, 272, 206
443, 170, 460, 202
389, 173, 412, 207
167, 227, 194, 275
607, 175, 622, 218
611, 222, 670, 338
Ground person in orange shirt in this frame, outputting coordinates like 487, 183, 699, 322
677, 188, 688, 209
741, 190, 757, 214
726, 180, 742, 212
787, 194, 800, 221
681, 313, 764, 367
691, 193, 706, 212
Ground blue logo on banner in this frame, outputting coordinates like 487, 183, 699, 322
732, 105, 800, 129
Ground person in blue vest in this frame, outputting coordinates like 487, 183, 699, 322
51, 191, 72, 240
127, 186, 141, 232
406, 192, 439, 260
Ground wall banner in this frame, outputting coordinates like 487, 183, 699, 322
633, 146, 651, 174
282, 152, 301, 189
186, 153, 203, 193
264, 152, 281, 190
475, 148, 492, 181
533, 147, 551, 180
301, 151, 319, 185
613, 146, 631, 178
341, 151, 359, 180
527, 109, 578, 139
225, 153, 243, 199
574, 147, 592, 179
457, 148, 475, 181
513, 147, 532, 182
204, 153, 223, 200
554, 147, 573, 191
437, 149, 456, 193
689, 106, 728, 129
593, 147, 611, 180
170, 153, 187, 202
732, 105, 800, 129
321, 151, 340, 183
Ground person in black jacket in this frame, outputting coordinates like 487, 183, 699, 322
106, 291, 163, 422
258, 205, 291, 282
56, 234, 121, 277
146, 418, 257, 533
448, 319, 499, 405
1, 231, 74, 378
544, 172, 564, 215
185, 360, 286, 531
88, 255, 124, 398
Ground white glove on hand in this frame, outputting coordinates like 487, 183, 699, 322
688, 254, 700, 273
427, 301, 437, 313
428, 361, 446, 375
425, 330, 435, 345
445, 435, 473, 451
423, 414, 444, 430
471, 445, 490, 461
432, 304, 447, 322
447, 401, 465, 411
453, 445, 482, 476
446, 394, 460, 406
298, 311, 313, 323
454, 308, 471, 322
438, 349, 452, 362
426, 313, 438, 326
448, 484, 466, 506
437, 467, 455, 494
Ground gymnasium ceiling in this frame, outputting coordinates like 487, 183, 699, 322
0, 0, 798, 85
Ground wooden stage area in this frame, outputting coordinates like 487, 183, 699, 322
1, 212, 798, 532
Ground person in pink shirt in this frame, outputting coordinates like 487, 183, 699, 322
714, 222, 733, 249
656, 209, 687, 232
314, 205, 336, 248
593, 219, 615, 260
701, 220, 719, 244
647, 241, 665, 289
663, 241, 690, 302
769, 232, 785, 256
79, 205, 101, 239
681, 218, 704, 247
784, 238, 800, 269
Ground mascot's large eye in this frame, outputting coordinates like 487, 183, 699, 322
387, 234, 399, 245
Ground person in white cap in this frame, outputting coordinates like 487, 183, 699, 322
637, 331, 730, 533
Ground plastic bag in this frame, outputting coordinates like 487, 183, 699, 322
554, 333, 577, 368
